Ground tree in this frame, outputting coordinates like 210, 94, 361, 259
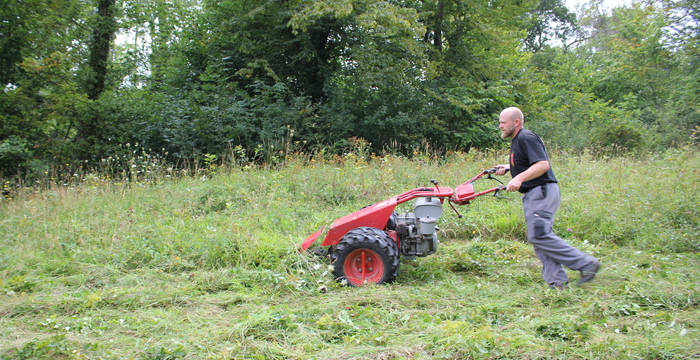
411, 0, 537, 148
0, 0, 85, 85
0, 0, 91, 175
524, 0, 579, 52
530, 0, 698, 150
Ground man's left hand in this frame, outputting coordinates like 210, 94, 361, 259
506, 178, 522, 192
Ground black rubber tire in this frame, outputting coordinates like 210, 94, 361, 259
331, 227, 400, 286
386, 211, 397, 231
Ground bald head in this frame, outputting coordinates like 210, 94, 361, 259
501, 107, 523, 123
498, 107, 524, 139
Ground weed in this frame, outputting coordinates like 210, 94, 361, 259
143, 344, 187, 360
535, 319, 591, 342
1, 335, 72, 360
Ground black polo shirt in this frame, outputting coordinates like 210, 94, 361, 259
510, 128, 557, 193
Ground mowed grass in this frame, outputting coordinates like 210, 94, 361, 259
0, 147, 698, 359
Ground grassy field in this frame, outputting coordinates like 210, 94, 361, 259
0, 147, 698, 359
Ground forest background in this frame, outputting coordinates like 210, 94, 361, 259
0, 0, 698, 179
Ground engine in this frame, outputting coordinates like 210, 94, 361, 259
395, 197, 442, 257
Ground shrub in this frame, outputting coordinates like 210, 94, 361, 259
0, 136, 32, 177
593, 119, 645, 151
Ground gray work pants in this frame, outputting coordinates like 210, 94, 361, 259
522, 182, 596, 286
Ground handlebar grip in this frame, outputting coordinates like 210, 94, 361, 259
486, 167, 510, 174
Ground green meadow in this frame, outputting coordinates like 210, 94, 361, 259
1, 148, 698, 359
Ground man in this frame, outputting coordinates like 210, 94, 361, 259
494, 107, 600, 289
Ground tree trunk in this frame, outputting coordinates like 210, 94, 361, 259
78, 0, 117, 158
434, 0, 445, 51
86, 0, 117, 100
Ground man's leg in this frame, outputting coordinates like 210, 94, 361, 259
533, 247, 568, 287
523, 183, 597, 285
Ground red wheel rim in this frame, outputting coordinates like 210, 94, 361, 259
343, 248, 385, 286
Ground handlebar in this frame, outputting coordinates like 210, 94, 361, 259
484, 167, 510, 174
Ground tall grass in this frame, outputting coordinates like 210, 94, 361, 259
0, 146, 698, 359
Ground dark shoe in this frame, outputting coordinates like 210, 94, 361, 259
549, 282, 568, 290
578, 260, 601, 285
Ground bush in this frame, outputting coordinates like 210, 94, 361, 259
0, 136, 33, 177
593, 119, 645, 151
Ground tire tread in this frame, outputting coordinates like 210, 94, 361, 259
332, 227, 399, 285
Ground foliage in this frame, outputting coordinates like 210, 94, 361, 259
0, 0, 698, 177
0, 136, 32, 177
2, 335, 72, 359
524, 0, 579, 52
530, 1, 699, 151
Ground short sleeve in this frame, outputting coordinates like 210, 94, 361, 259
523, 133, 548, 165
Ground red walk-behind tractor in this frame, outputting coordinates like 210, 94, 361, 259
300, 168, 508, 286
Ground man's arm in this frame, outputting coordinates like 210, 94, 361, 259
506, 160, 550, 192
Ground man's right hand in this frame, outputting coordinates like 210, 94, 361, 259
494, 164, 509, 176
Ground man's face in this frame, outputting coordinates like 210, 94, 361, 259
499, 115, 517, 139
